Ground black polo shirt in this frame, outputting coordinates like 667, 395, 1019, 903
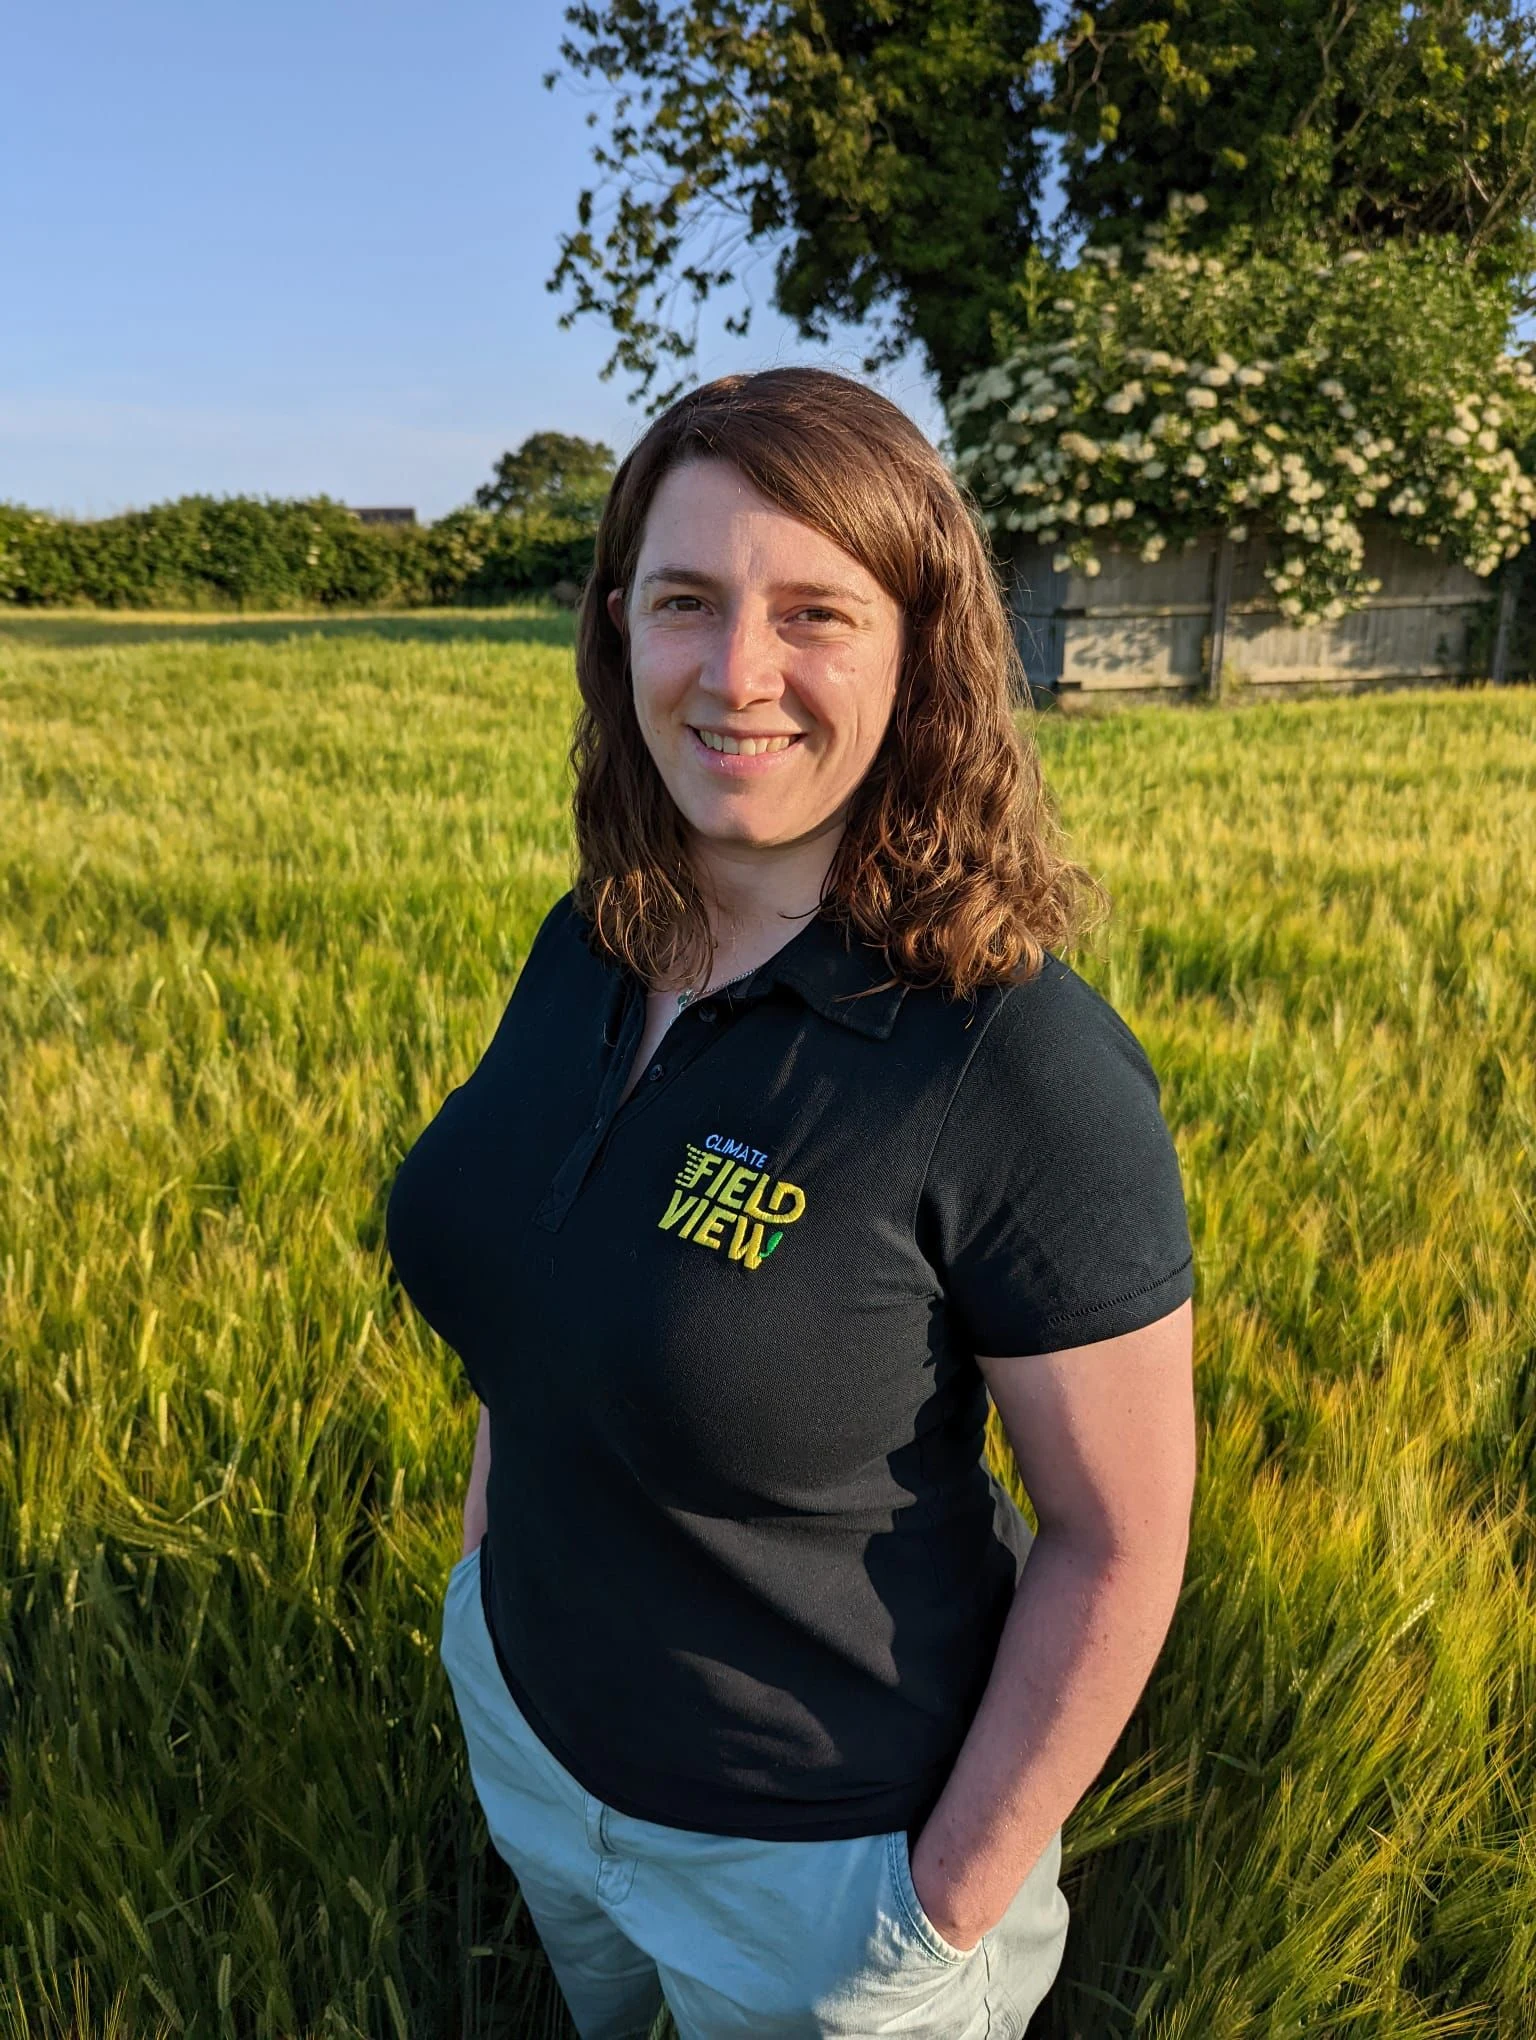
385, 893, 1192, 1842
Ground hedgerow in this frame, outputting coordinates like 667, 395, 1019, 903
0, 496, 597, 610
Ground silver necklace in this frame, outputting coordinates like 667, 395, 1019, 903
675, 962, 759, 1013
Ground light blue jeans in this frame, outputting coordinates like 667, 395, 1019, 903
440, 1546, 1069, 2038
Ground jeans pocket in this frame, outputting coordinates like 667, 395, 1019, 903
885, 1828, 977, 1965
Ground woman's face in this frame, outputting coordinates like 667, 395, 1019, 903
609, 459, 904, 859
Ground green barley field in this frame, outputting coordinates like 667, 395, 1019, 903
1, 609, 1533, 2039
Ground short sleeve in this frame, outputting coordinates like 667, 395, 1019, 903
920, 959, 1193, 1356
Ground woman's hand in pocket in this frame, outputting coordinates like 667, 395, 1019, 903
906, 1827, 988, 1954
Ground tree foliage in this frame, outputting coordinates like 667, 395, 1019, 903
948, 207, 1536, 619
549, 0, 1536, 401
473, 430, 616, 515
1052, 0, 1536, 285
547, 0, 1049, 405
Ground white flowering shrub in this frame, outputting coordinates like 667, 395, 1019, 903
948, 207, 1536, 621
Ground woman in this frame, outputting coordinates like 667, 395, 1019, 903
386, 366, 1196, 2039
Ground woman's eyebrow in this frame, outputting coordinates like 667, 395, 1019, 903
637, 565, 874, 607
779, 580, 875, 609
638, 566, 717, 591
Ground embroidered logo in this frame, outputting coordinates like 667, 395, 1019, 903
658, 1138, 805, 1270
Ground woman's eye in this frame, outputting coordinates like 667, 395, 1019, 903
659, 594, 705, 612
792, 607, 839, 625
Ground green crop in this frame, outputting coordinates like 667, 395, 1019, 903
1, 610, 1531, 2037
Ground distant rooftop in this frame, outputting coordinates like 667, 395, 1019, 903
349, 506, 417, 526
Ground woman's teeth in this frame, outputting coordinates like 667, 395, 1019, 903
696, 730, 798, 756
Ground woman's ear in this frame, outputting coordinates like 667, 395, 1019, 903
606, 586, 627, 634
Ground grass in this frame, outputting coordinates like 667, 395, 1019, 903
0, 610, 1532, 2038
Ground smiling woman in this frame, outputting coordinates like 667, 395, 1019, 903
385, 366, 1196, 2038
608, 456, 905, 954
571, 368, 1088, 1005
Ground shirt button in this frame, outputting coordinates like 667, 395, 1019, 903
592, 1113, 603, 1130
645, 1062, 665, 1082
696, 1003, 718, 1022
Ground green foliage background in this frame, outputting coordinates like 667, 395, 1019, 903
1, 610, 1533, 2035
1052, 0, 1536, 278
474, 433, 616, 518
550, 0, 1536, 407
0, 500, 598, 613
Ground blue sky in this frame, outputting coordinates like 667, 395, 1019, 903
2, 0, 945, 519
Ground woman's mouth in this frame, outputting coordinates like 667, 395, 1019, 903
690, 727, 804, 759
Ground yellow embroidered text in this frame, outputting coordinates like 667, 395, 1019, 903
659, 1146, 806, 1269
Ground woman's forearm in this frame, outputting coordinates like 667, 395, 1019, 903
910, 1526, 1187, 1945
462, 1402, 491, 1557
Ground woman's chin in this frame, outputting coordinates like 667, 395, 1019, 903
684, 815, 816, 856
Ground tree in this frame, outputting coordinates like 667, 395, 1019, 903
548, 0, 1536, 403
474, 431, 617, 515
1052, 0, 1536, 288
546, 0, 1049, 406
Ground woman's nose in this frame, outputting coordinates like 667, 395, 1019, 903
700, 609, 782, 706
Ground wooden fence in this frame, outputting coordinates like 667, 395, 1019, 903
1008, 522, 1524, 703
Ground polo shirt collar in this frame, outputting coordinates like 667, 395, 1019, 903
732, 913, 909, 1040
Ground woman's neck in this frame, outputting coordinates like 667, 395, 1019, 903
684, 822, 843, 991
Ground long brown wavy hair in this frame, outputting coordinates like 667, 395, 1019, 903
571, 366, 1099, 995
